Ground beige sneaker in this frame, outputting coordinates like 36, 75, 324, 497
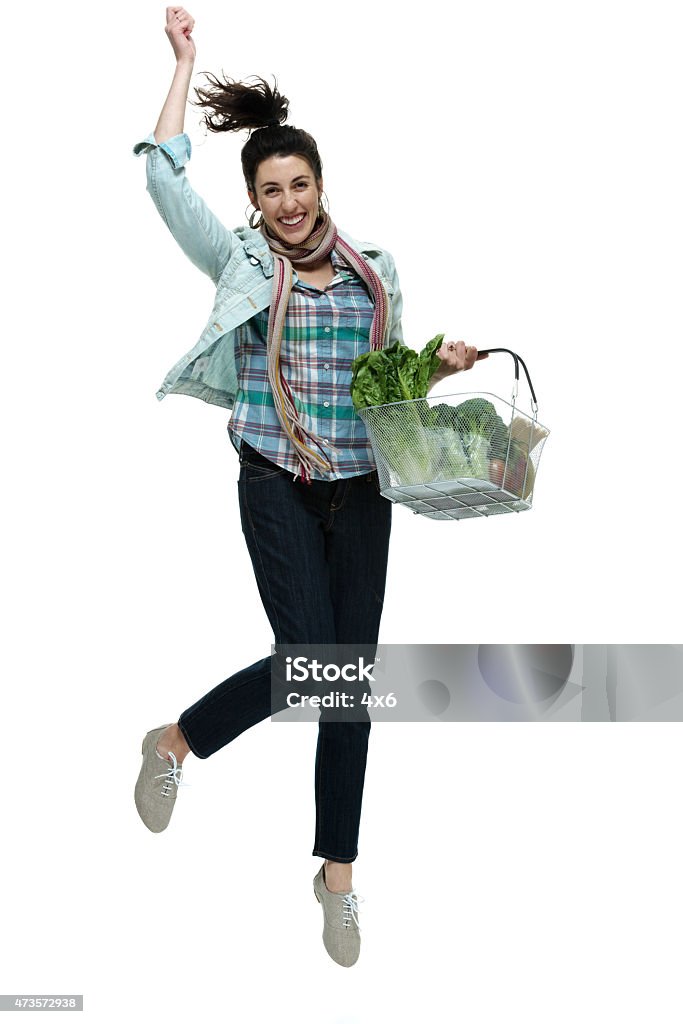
313, 865, 363, 967
134, 725, 185, 833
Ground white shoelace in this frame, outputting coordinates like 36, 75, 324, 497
341, 891, 364, 930
154, 750, 186, 797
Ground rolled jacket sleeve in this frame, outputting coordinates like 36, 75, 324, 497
133, 132, 236, 284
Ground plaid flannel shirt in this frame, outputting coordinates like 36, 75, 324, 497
228, 247, 377, 479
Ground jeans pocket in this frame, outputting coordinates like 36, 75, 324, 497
239, 441, 288, 482
243, 465, 286, 482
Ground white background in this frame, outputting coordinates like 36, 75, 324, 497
2, 0, 682, 1021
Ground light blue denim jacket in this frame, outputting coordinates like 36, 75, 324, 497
133, 132, 405, 409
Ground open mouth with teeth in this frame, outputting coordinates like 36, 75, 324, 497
279, 213, 307, 228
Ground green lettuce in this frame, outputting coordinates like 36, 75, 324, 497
350, 337, 510, 488
350, 334, 445, 410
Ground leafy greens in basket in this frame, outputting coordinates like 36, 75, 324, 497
349, 335, 445, 482
350, 336, 522, 490
424, 399, 511, 481
350, 334, 445, 409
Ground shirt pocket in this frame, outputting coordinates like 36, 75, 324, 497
339, 312, 363, 331
338, 305, 374, 340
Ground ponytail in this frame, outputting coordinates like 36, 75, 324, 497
192, 73, 323, 191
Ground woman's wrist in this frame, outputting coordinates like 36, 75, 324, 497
426, 364, 461, 394
172, 57, 195, 80
431, 364, 458, 384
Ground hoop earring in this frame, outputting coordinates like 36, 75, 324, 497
318, 191, 330, 219
245, 203, 264, 229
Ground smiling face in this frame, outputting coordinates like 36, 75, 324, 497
248, 154, 323, 245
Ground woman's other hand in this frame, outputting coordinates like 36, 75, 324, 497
165, 6, 196, 63
429, 340, 488, 389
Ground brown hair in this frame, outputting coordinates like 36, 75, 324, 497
193, 74, 323, 192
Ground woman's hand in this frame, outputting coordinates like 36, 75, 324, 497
165, 6, 196, 63
154, 8, 196, 143
429, 340, 487, 390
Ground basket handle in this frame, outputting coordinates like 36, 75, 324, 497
477, 347, 538, 412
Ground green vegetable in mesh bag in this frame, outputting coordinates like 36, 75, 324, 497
451, 398, 497, 436
350, 337, 514, 488
424, 399, 512, 481
452, 399, 509, 463
349, 334, 446, 484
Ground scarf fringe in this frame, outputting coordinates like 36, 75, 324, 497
261, 214, 390, 483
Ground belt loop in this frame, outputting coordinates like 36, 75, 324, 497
330, 478, 347, 511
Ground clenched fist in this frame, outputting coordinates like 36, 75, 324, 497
432, 340, 488, 385
165, 6, 196, 63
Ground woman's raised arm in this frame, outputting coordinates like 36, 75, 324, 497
154, 7, 196, 143
134, 8, 237, 284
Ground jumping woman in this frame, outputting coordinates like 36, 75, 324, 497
133, 6, 481, 966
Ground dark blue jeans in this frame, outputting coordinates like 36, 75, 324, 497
178, 440, 392, 863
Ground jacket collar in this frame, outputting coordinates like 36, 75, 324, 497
237, 226, 384, 271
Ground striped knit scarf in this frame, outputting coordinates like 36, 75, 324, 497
259, 212, 389, 482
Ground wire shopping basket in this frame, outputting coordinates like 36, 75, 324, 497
358, 348, 550, 521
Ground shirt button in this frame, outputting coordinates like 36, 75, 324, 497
323, 401, 330, 408
323, 438, 329, 445
323, 362, 330, 369
324, 326, 331, 333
